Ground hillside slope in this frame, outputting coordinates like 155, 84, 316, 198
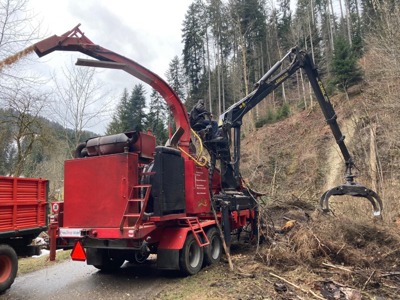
159, 91, 400, 300
236, 90, 400, 299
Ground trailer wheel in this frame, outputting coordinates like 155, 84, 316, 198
204, 227, 222, 266
0, 244, 18, 293
93, 250, 125, 272
179, 233, 204, 276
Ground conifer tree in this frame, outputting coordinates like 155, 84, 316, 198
331, 36, 363, 99
166, 56, 186, 103
182, 0, 207, 100
146, 89, 168, 145
106, 84, 147, 134
106, 89, 129, 134
129, 84, 147, 132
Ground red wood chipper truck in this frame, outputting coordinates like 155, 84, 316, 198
0, 176, 48, 293
35, 25, 382, 276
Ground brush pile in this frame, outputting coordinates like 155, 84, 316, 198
233, 198, 400, 299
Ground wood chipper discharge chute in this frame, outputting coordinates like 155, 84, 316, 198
33, 24, 191, 154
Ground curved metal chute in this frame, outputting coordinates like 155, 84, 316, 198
33, 24, 191, 155
320, 182, 383, 217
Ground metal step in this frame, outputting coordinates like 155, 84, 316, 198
119, 184, 152, 231
180, 217, 209, 247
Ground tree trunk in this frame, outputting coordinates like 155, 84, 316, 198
221, 43, 226, 113
369, 124, 378, 192
327, 0, 335, 52
300, 70, 307, 109
345, 0, 352, 47
338, 0, 346, 37
329, 0, 336, 29
308, 0, 315, 107
205, 28, 213, 113
216, 39, 221, 116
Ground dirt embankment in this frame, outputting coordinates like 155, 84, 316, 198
167, 93, 400, 300
157, 91, 399, 299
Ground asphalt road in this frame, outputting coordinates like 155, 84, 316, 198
2, 257, 178, 300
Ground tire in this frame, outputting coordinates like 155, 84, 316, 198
0, 244, 18, 293
204, 227, 222, 266
93, 250, 125, 272
179, 233, 204, 276
9, 235, 34, 248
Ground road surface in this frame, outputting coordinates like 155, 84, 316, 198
2, 257, 177, 300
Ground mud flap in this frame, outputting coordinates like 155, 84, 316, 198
156, 227, 190, 270
320, 183, 383, 217
86, 248, 102, 265
157, 249, 180, 270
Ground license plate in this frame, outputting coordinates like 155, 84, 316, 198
59, 228, 83, 238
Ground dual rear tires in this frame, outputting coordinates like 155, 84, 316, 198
179, 227, 222, 276
0, 244, 18, 293
90, 226, 223, 276
204, 227, 222, 265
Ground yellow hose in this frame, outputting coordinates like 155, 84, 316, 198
178, 128, 208, 167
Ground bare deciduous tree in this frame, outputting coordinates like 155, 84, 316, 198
1, 84, 48, 176
51, 62, 111, 156
0, 0, 41, 85
0, 0, 48, 177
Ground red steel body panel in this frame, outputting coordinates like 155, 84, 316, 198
133, 132, 156, 160
230, 210, 254, 230
158, 220, 216, 250
0, 176, 47, 233
184, 160, 211, 214
64, 153, 138, 228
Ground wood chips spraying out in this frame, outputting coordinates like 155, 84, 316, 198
0, 45, 35, 72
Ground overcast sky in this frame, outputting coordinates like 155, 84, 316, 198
28, 0, 191, 134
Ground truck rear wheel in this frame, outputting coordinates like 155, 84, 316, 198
204, 227, 222, 266
179, 233, 204, 276
0, 244, 18, 293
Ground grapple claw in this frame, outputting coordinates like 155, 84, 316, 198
320, 183, 383, 217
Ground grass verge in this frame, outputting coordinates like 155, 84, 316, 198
18, 250, 72, 275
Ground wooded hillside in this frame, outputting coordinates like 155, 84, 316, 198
1, 0, 399, 212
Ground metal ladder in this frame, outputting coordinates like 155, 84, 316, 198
119, 184, 152, 231
181, 217, 210, 247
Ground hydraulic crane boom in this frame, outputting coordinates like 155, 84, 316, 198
217, 47, 382, 217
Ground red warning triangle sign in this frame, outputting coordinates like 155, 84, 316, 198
71, 240, 87, 261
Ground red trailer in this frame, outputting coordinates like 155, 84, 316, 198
0, 176, 48, 292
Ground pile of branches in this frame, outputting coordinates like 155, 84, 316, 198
252, 199, 400, 299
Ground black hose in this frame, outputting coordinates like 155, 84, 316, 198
74, 142, 87, 158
